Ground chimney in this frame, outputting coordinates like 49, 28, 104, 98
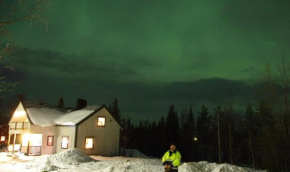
76, 99, 87, 110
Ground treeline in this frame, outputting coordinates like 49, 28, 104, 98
109, 98, 290, 172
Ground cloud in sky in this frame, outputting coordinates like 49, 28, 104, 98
2, 49, 263, 122
2, 0, 290, 121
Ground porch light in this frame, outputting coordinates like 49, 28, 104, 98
14, 111, 26, 117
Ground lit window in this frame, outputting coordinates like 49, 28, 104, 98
47, 136, 54, 146
97, 117, 106, 127
0, 136, 5, 141
29, 134, 42, 146
61, 136, 69, 149
85, 137, 94, 150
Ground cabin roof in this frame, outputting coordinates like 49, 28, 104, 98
21, 101, 102, 127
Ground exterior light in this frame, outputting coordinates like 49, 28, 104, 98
193, 137, 198, 141
14, 111, 26, 117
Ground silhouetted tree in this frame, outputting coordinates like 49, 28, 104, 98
110, 98, 121, 123
242, 103, 259, 168
165, 105, 179, 146
58, 97, 64, 108
197, 105, 211, 161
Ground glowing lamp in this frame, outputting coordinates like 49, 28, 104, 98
14, 111, 26, 117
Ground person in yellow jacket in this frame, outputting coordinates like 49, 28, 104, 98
162, 143, 181, 172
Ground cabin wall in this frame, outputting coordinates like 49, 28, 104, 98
77, 108, 120, 156
29, 125, 57, 154
55, 126, 76, 153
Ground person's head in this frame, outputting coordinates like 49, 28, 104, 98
170, 143, 176, 152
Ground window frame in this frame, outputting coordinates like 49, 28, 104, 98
61, 136, 69, 149
47, 136, 54, 146
97, 116, 106, 127
85, 137, 95, 150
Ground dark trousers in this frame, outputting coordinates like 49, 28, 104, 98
165, 168, 178, 172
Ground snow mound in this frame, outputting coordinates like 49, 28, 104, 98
49, 148, 94, 166
179, 161, 265, 172
120, 148, 148, 158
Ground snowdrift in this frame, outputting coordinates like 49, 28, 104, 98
0, 148, 266, 172
120, 148, 148, 158
49, 148, 94, 165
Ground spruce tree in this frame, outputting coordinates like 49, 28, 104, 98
111, 98, 121, 123
243, 103, 258, 168
58, 97, 64, 108
196, 104, 211, 161
165, 105, 179, 146
197, 105, 211, 144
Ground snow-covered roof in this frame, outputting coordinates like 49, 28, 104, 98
26, 105, 102, 127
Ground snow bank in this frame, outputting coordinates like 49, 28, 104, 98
0, 149, 267, 172
179, 161, 265, 172
49, 148, 94, 166
120, 148, 148, 158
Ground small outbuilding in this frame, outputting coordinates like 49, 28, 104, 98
8, 100, 122, 156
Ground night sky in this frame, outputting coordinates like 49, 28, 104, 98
2, 0, 290, 122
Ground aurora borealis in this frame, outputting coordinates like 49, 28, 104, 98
2, 0, 290, 121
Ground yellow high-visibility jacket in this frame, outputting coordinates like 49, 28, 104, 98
162, 150, 181, 167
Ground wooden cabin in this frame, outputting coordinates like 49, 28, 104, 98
8, 101, 121, 156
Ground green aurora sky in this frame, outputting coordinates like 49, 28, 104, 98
2, 0, 290, 122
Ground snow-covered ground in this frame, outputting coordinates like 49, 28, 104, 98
0, 149, 266, 172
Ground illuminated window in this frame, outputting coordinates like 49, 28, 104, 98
61, 136, 69, 149
0, 136, 5, 141
85, 137, 94, 150
29, 134, 42, 146
97, 117, 106, 127
47, 136, 54, 146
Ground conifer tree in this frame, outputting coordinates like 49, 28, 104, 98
197, 104, 211, 161
197, 105, 211, 145
243, 103, 258, 168
110, 98, 121, 123
165, 105, 179, 146
58, 97, 64, 108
